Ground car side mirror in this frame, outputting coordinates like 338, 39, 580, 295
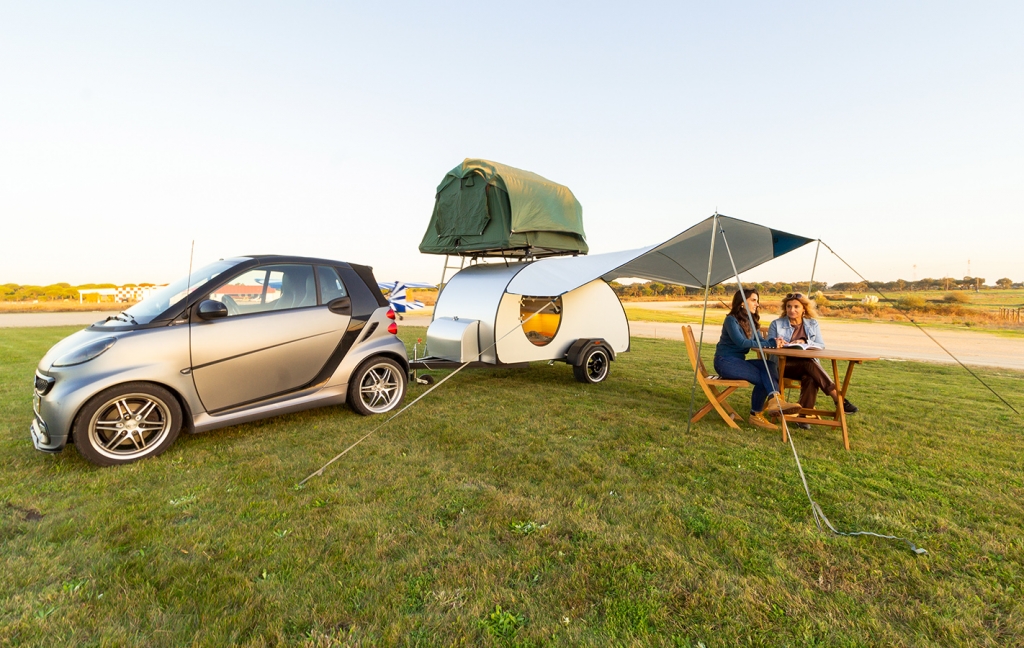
197, 299, 229, 320
328, 296, 352, 315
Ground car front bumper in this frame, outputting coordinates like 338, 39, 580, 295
31, 381, 67, 453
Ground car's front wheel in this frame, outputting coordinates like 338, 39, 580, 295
73, 382, 183, 466
348, 357, 407, 416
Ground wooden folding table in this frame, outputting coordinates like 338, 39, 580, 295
761, 347, 879, 450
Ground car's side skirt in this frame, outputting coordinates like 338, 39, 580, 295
190, 385, 348, 434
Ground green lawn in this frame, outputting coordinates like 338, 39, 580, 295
623, 304, 1024, 338
2, 326, 1023, 646
850, 288, 1024, 310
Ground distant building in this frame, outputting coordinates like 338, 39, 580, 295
77, 288, 117, 303
210, 284, 279, 304
116, 286, 165, 302
78, 285, 168, 304
77, 283, 279, 304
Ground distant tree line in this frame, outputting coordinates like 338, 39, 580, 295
829, 276, 1020, 292
609, 280, 826, 298
3, 275, 1020, 304
610, 276, 1020, 298
0, 283, 155, 302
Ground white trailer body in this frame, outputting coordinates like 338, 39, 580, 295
423, 262, 628, 381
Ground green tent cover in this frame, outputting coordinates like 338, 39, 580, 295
418, 159, 588, 257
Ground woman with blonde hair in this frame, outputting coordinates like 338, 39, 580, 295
767, 293, 858, 428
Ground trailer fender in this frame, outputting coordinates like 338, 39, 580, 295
565, 338, 615, 366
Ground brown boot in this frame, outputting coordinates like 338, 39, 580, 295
748, 412, 779, 431
764, 393, 801, 415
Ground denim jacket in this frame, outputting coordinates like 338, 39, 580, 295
767, 317, 825, 348
714, 315, 777, 361
766, 317, 825, 366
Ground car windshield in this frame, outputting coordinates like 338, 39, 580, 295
99, 258, 248, 326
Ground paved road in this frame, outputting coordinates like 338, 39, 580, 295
6, 311, 1021, 371
625, 320, 1024, 370
0, 312, 111, 328
400, 313, 1024, 371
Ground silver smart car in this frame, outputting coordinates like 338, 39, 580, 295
30, 255, 410, 466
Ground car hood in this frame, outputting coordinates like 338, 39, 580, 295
39, 328, 129, 372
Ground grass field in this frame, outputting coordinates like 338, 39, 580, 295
867, 288, 1024, 309
2, 326, 1023, 645
0, 303, 125, 314
622, 288, 1024, 311
620, 306, 1024, 340
623, 307, 729, 326
623, 297, 1024, 338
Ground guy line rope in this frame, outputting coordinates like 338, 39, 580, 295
716, 217, 926, 554
299, 300, 557, 486
816, 240, 1019, 416
302, 219, 1011, 554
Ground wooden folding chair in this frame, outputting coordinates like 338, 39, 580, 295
682, 325, 751, 429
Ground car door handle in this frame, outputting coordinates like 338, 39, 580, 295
328, 296, 352, 315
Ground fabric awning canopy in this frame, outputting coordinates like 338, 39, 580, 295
505, 215, 813, 296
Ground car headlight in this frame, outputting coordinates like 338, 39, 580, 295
53, 337, 117, 367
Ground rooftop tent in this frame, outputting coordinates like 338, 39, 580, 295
505, 214, 814, 296
418, 159, 589, 257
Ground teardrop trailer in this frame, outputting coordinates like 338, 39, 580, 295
411, 159, 627, 383
410, 159, 812, 385
416, 261, 629, 383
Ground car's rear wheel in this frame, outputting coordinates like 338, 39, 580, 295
74, 382, 183, 466
348, 357, 406, 416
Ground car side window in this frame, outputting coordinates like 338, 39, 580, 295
317, 266, 347, 303
209, 264, 317, 316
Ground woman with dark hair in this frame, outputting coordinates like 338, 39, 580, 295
767, 292, 858, 429
713, 289, 801, 430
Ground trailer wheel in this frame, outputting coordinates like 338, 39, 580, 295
573, 346, 611, 384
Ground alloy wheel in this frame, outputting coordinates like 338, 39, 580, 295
358, 363, 403, 413
87, 393, 175, 461
586, 350, 609, 382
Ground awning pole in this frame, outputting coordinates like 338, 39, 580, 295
718, 222, 925, 554
686, 213, 719, 436
807, 239, 821, 295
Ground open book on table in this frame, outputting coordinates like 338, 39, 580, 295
783, 341, 824, 350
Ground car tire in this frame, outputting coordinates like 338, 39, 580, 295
348, 357, 407, 416
573, 346, 611, 384
73, 382, 183, 466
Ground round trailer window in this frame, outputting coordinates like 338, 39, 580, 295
520, 296, 563, 347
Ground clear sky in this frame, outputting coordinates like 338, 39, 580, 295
2, 2, 1021, 287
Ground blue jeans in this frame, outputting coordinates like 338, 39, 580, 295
714, 355, 780, 415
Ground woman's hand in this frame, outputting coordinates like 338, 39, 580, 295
776, 337, 788, 348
